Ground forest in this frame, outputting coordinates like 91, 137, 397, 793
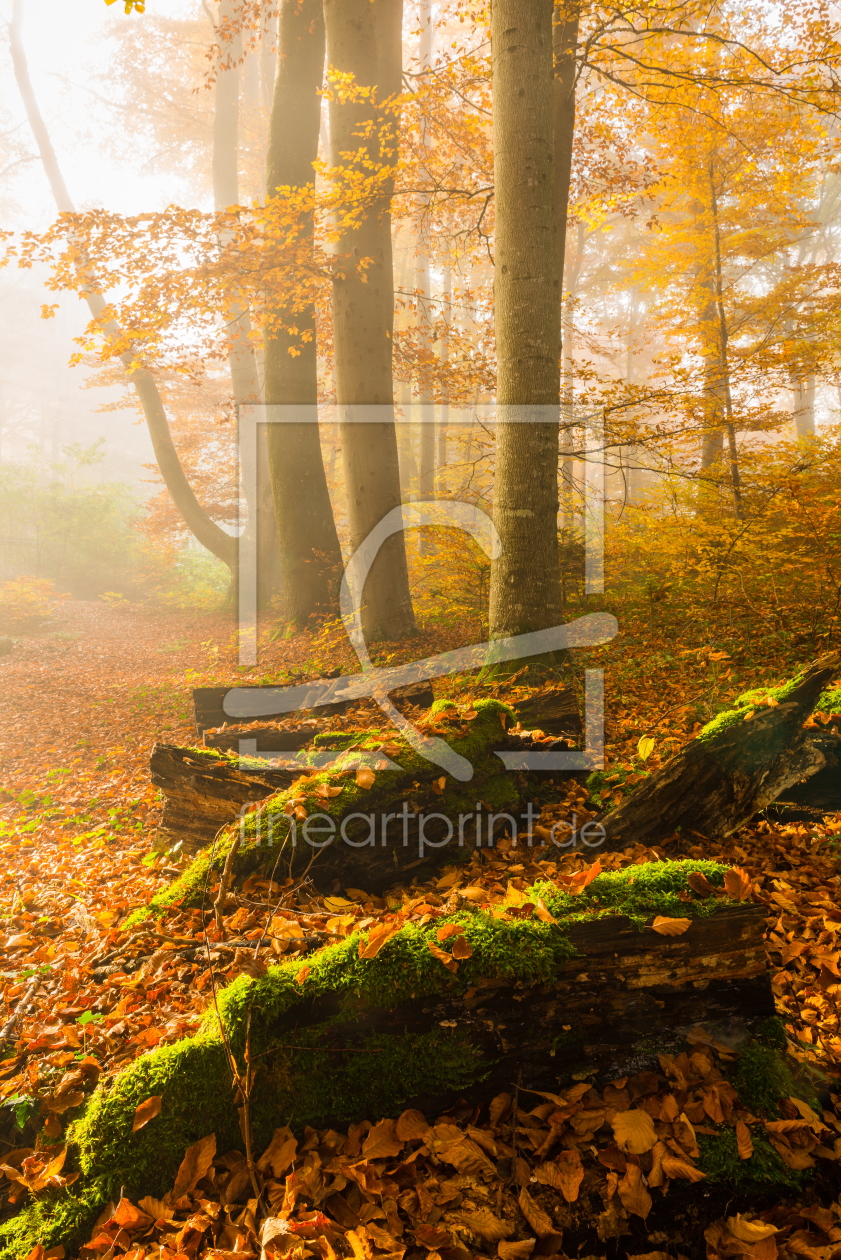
2, 0, 841, 1256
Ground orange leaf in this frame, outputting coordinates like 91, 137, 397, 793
451, 936, 473, 959
436, 923, 465, 943
736, 1120, 753, 1160
355, 766, 375, 789
427, 940, 458, 973
132, 1095, 162, 1133
724, 867, 751, 900
568, 859, 601, 895
611, 1109, 657, 1154
651, 916, 692, 936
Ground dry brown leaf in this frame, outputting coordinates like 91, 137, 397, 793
489, 1093, 511, 1126
554, 1150, 584, 1203
724, 867, 752, 900
132, 1095, 162, 1133
362, 1119, 403, 1161
436, 923, 465, 943
535, 898, 556, 924
316, 784, 343, 799
687, 871, 716, 897
611, 1108, 657, 1154
651, 915, 692, 936
660, 1152, 706, 1182
256, 1128, 297, 1178
451, 937, 473, 960
359, 923, 399, 961
498, 1242, 536, 1260
517, 1187, 554, 1238
726, 1215, 779, 1242
171, 1133, 216, 1200
457, 1208, 514, 1243
426, 940, 458, 973
395, 1109, 430, 1143
355, 766, 376, 789
617, 1164, 651, 1220
736, 1120, 754, 1160
427, 1124, 495, 1177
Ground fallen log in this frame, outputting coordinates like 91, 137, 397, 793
149, 744, 298, 852
150, 690, 582, 865
596, 651, 840, 851
192, 678, 435, 737
17, 862, 773, 1259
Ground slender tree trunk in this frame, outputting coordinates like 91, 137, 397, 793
324, 0, 415, 641
560, 220, 584, 530
416, 1, 435, 521
212, 0, 283, 605
791, 370, 816, 440
438, 259, 451, 490
488, 0, 562, 648
263, 0, 344, 624
9, 0, 237, 572
554, 2, 580, 537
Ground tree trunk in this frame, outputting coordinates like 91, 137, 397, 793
263, 0, 344, 624
324, 0, 416, 642
792, 370, 816, 441
212, 0, 283, 607
9, 0, 238, 573
416, 0, 435, 541
596, 652, 839, 852
488, 0, 562, 650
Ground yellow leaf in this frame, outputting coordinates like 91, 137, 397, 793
726, 1215, 778, 1243
651, 916, 692, 936
611, 1108, 657, 1154
535, 897, 556, 924
323, 896, 356, 912
637, 735, 655, 761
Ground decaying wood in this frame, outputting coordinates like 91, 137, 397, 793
515, 686, 582, 737
150, 744, 297, 852
596, 652, 839, 851
192, 678, 435, 736
266, 903, 772, 1110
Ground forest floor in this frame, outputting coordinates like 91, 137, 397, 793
0, 601, 840, 1258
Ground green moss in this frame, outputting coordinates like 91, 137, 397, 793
585, 765, 652, 810
2, 861, 749, 1256
536, 859, 731, 929
699, 660, 839, 742
134, 699, 525, 921
730, 1043, 797, 1118
698, 1127, 809, 1193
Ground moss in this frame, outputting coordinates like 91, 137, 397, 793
3, 861, 747, 1255
698, 660, 838, 742
698, 1126, 809, 1193
134, 699, 526, 921
0, 1190, 105, 1260
535, 859, 731, 929
585, 765, 652, 810
730, 1043, 797, 1118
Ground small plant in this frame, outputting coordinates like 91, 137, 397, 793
0, 577, 67, 632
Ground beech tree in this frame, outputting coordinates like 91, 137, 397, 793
263, 0, 343, 622
487, 0, 563, 644
323, 0, 416, 642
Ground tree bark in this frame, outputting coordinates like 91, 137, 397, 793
416, 0, 435, 532
212, 0, 283, 606
324, 0, 416, 642
264, 0, 344, 623
9, 0, 238, 572
488, 0, 562, 647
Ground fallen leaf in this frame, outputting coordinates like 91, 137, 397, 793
362, 1119, 403, 1160
517, 1187, 554, 1238
171, 1134, 216, 1200
724, 867, 752, 900
395, 1109, 430, 1142
687, 871, 716, 897
355, 766, 375, 789
457, 1208, 513, 1243
651, 916, 692, 936
132, 1095, 162, 1133
436, 923, 465, 943
359, 922, 399, 960
553, 1150, 583, 1203
736, 1119, 753, 1160
426, 940, 458, 973
498, 1243, 536, 1260
611, 1108, 657, 1154
617, 1164, 652, 1220
637, 735, 655, 761
726, 1215, 779, 1242
451, 937, 473, 959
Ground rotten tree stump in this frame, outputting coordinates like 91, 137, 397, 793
597, 652, 839, 851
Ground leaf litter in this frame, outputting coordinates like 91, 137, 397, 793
0, 604, 840, 1256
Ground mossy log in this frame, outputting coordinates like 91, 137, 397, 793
192, 679, 436, 736
0, 863, 772, 1258
142, 701, 583, 915
149, 744, 298, 852
597, 652, 840, 852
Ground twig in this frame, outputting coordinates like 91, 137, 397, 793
241, 1006, 261, 1205
0, 978, 40, 1045
214, 833, 241, 939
